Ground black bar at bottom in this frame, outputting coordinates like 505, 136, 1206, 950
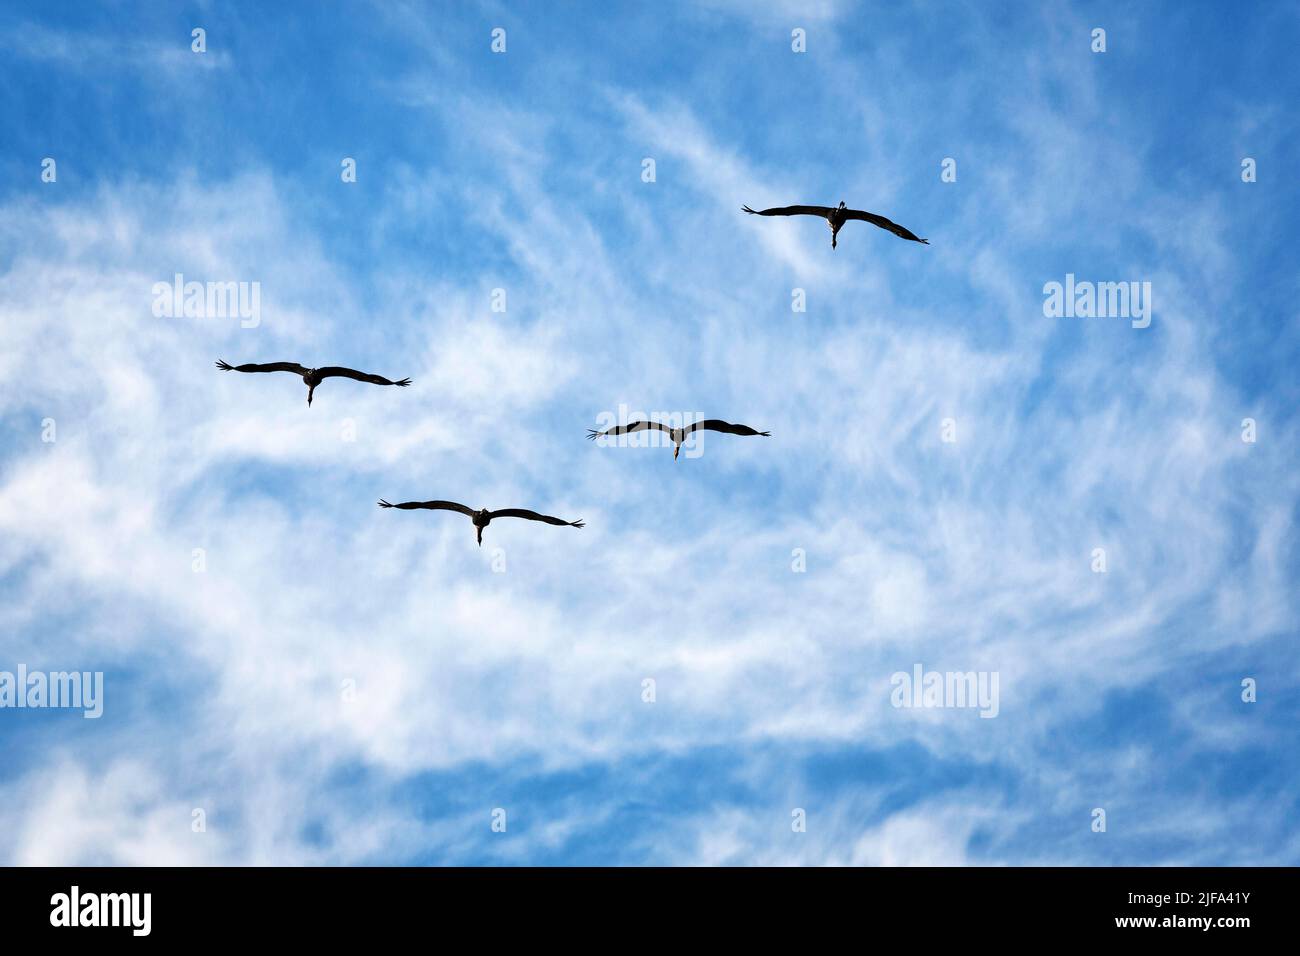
0, 866, 1283, 941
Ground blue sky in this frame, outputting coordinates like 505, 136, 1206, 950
0, 0, 1297, 864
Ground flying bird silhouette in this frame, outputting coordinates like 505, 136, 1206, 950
742, 201, 928, 249
587, 419, 771, 461
215, 360, 411, 406
377, 499, 585, 546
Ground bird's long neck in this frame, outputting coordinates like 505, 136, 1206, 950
476, 526, 483, 547
307, 384, 315, 406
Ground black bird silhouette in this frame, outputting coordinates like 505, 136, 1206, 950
215, 360, 411, 406
377, 499, 585, 546
742, 201, 928, 249
587, 419, 771, 461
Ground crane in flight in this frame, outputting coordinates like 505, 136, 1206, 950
742, 201, 928, 249
377, 499, 585, 546
216, 360, 411, 406
588, 418, 770, 461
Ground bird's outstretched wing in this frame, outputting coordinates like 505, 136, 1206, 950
685, 419, 771, 437
587, 421, 673, 440
742, 204, 834, 219
215, 360, 310, 375
317, 367, 412, 387
488, 508, 585, 528
840, 208, 928, 243
377, 499, 474, 516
